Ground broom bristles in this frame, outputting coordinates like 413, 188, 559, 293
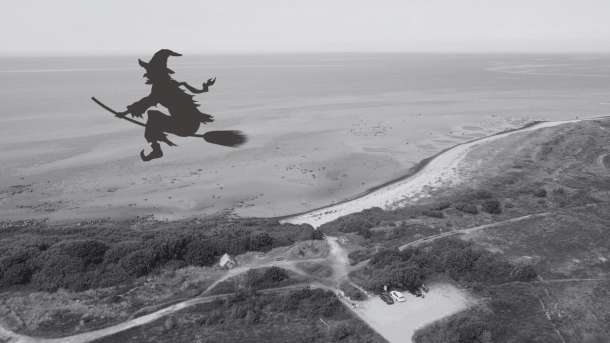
203, 130, 248, 148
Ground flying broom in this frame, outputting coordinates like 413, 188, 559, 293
91, 97, 247, 148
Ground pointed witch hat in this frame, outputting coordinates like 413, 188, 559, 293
138, 49, 182, 74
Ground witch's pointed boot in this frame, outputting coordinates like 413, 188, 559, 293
140, 142, 163, 162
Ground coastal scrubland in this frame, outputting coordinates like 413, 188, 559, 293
94, 288, 384, 343
315, 120, 610, 342
0, 218, 323, 337
1, 119, 609, 343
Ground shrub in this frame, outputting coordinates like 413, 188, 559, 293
552, 187, 565, 195
330, 324, 351, 342
357, 226, 373, 239
430, 201, 451, 211
533, 188, 547, 197
311, 229, 325, 240
455, 203, 478, 215
482, 200, 501, 214
474, 189, 493, 199
516, 265, 538, 281
263, 266, 288, 283
422, 210, 444, 218
62, 240, 109, 265
249, 231, 273, 252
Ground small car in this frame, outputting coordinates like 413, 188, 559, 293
390, 290, 406, 302
379, 293, 394, 304
409, 289, 423, 297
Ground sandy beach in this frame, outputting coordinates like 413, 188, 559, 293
281, 118, 587, 228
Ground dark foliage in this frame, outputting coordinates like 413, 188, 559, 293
340, 282, 366, 301
244, 267, 290, 289
429, 201, 451, 211
515, 265, 538, 281
482, 200, 502, 214
472, 189, 493, 200
422, 210, 444, 218
362, 237, 527, 293
0, 221, 320, 292
455, 203, 479, 215
330, 324, 351, 342
533, 188, 547, 198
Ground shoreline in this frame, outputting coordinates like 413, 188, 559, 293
279, 115, 609, 228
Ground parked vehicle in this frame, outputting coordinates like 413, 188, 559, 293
379, 293, 394, 305
408, 289, 423, 297
390, 291, 406, 302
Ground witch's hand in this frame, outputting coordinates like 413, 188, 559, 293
205, 77, 216, 87
115, 110, 129, 119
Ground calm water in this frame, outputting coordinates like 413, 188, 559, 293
2, 53, 610, 114
1, 53, 609, 219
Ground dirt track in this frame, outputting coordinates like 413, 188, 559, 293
597, 153, 610, 176
0, 237, 357, 343
398, 203, 606, 251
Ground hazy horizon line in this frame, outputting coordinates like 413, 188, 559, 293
2, 49, 610, 57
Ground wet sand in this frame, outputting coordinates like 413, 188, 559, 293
0, 91, 536, 223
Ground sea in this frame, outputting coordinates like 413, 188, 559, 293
1, 53, 609, 220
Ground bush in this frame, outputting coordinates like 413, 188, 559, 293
474, 189, 493, 199
62, 240, 109, 265
553, 187, 565, 195
249, 231, 273, 252
363, 237, 526, 292
533, 188, 547, 197
455, 203, 478, 215
263, 266, 288, 283
516, 265, 538, 281
311, 229, 325, 240
357, 226, 373, 239
330, 324, 351, 342
422, 210, 444, 218
0, 219, 320, 292
482, 200, 501, 214
430, 201, 451, 211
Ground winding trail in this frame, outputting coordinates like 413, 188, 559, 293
0, 284, 318, 343
4, 118, 610, 343
398, 203, 607, 251
0, 238, 359, 343
597, 153, 610, 176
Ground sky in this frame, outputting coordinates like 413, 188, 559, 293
2, 0, 610, 54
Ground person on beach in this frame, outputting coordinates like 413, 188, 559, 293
118, 49, 217, 161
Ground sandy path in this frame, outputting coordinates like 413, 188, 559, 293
397, 203, 605, 251
281, 119, 588, 228
597, 153, 610, 176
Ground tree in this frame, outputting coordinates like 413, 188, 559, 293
482, 200, 501, 214
455, 203, 478, 215
184, 240, 215, 266
249, 231, 273, 252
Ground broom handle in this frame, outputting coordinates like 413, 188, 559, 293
91, 96, 213, 138
91, 97, 147, 128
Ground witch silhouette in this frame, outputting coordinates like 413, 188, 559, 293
92, 49, 247, 161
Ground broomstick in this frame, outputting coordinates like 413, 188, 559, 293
91, 97, 247, 148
